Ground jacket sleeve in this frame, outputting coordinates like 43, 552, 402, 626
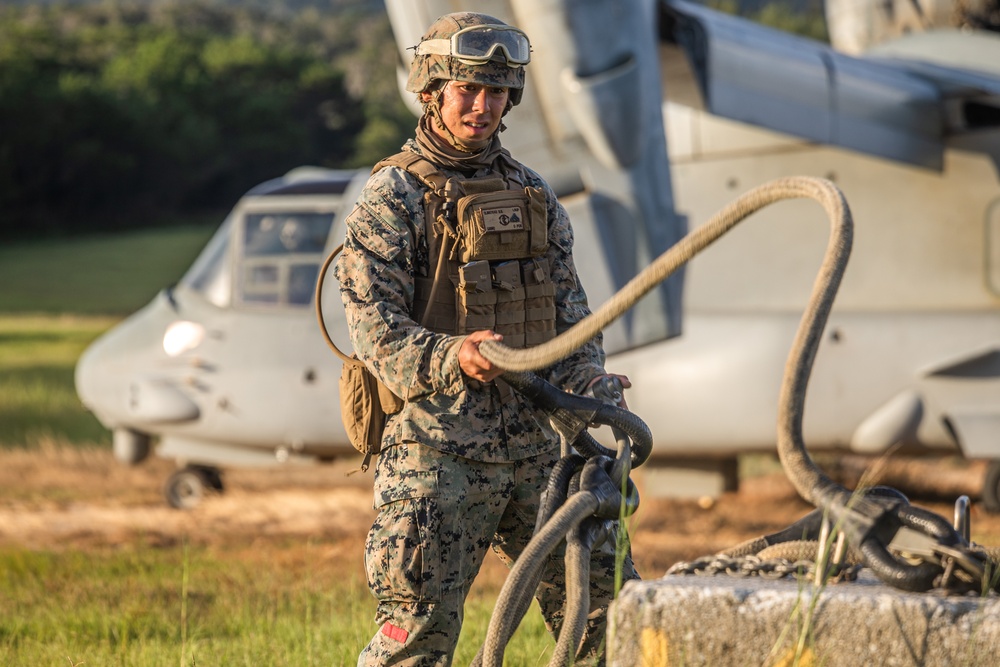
536, 178, 608, 393
334, 167, 466, 401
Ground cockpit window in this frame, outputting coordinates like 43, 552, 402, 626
181, 215, 233, 308
237, 212, 333, 307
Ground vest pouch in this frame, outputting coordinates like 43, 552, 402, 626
415, 274, 459, 334
492, 260, 526, 348
339, 357, 387, 468
522, 257, 556, 347
526, 187, 549, 257
457, 260, 497, 333
377, 378, 405, 415
457, 190, 534, 262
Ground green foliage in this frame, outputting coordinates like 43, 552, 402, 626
705, 0, 830, 42
0, 1, 411, 239
752, 1, 829, 42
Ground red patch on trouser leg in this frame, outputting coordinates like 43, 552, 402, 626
381, 621, 409, 644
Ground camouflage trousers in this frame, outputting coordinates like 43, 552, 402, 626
357, 441, 640, 667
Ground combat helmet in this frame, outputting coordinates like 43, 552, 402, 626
407, 12, 531, 106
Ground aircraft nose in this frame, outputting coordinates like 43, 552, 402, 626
74, 331, 118, 423
75, 291, 204, 431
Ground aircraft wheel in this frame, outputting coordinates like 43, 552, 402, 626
164, 466, 220, 510
203, 466, 225, 492
983, 460, 1000, 514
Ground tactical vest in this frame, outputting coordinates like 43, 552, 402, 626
372, 152, 557, 349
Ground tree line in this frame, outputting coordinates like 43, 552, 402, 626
0, 0, 412, 239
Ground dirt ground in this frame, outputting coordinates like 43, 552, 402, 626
2, 445, 999, 580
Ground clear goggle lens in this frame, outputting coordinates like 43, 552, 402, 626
417, 25, 531, 66
453, 26, 530, 65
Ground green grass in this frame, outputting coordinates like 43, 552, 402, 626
0, 315, 117, 447
0, 543, 374, 666
0, 223, 217, 315
0, 544, 552, 666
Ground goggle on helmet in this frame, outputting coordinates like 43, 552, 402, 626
415, 25, 531, 67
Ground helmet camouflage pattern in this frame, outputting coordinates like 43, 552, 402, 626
407, 12, 529, 106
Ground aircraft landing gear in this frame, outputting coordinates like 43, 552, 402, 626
164, 465, 224, 510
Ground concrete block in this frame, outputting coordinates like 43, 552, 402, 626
609, 570, 1000, 666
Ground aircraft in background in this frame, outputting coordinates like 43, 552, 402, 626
75, 168, 370, 507
76, 0, 1000, 509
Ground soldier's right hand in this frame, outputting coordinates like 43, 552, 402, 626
459, 330, 505, 383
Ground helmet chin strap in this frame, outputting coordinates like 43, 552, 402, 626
422, 84, 511, 153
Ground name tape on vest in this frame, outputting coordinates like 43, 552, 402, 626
482, 206, 524, 232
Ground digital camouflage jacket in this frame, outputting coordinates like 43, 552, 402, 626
335, 139, 607, 462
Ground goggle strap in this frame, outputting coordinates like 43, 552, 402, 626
415, 39, 453, 57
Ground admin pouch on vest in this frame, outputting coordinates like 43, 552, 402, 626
315, 244, 404, 472
373, 152, 558, 350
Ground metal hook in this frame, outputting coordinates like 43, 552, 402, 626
954, 495, 970, 543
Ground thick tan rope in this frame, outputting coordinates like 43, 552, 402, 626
479, 176, 848, 371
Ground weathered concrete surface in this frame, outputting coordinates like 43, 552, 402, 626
609, 571, 1000, 666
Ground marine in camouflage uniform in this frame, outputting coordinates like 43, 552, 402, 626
335, 12, 640, 666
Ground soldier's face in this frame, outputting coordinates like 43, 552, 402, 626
425, 81, 509, 149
